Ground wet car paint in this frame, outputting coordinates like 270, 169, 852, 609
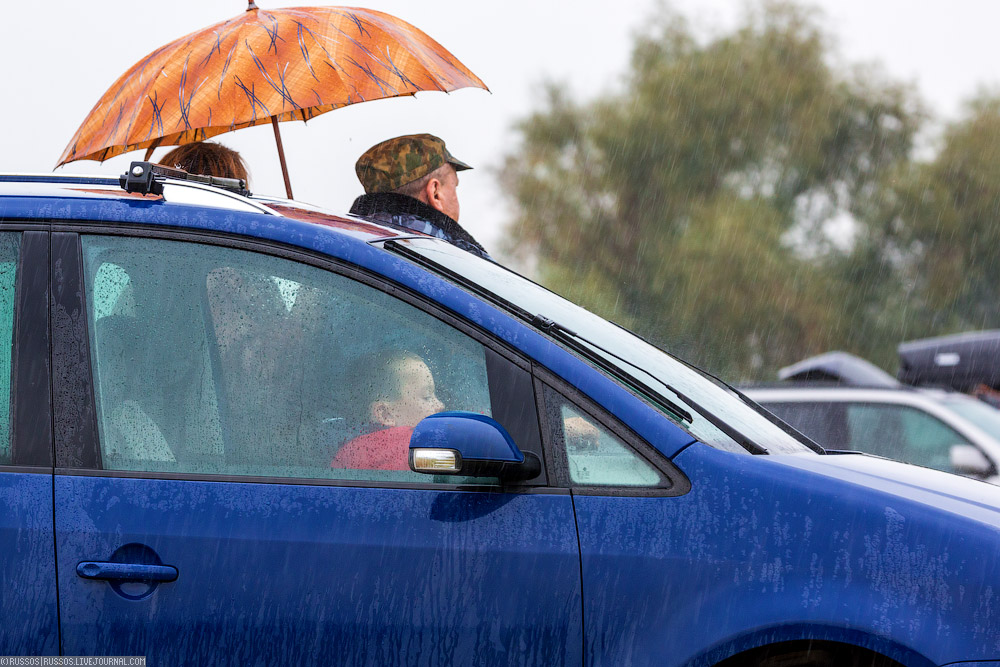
0, 183, 998, 664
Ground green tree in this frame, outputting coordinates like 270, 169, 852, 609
499, 2, 920, 379
852, 93, 1000, 364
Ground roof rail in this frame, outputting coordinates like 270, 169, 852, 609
0, 174, 120, 186
119, 161, 251, 197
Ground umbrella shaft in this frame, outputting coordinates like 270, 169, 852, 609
272, 117, 294, 200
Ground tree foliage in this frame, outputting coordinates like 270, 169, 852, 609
499, 2, 920, 378
861, 95, 1000, 334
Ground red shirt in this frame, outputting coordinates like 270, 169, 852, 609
330, 426, 414, 471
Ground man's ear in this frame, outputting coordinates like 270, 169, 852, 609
370, 401, 396, 427
422, 177, 445, 213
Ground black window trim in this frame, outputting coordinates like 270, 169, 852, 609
50, 221, 559, 493
533, 364, 691, 498
10, 228, 52, 468
51, 232, 101, 470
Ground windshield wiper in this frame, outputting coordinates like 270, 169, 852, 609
529, 315, 769, 454
604, 319, 825, 454
529, 315, 693, 424
664, 354, 825, 454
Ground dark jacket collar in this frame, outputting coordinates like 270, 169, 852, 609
350, 192, 447, 224
349, 192, 489, 258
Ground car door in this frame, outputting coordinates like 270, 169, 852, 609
51, 229, 582, 665
532, 373, 695, 667
0, 229, 59, 654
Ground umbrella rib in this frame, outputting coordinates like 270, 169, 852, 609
200, 32, 223, 69
276, 63, 298, 113
111, 33, 197, 150
201, 31, 225, 68
295, 20, 335, 63
200, 20, 242, 68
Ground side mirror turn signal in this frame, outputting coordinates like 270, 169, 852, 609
409, 412, 541, 482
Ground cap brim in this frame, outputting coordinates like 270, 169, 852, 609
446, 155, 473, 171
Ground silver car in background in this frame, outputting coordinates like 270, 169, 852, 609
746, 385, 1000, 483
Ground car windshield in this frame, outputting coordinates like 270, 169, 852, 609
940, 397, 1000, 440
384, 237, 814, 455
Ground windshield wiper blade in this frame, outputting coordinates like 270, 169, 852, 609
678, 360, 825, 454
604, 318, 825, 454
530, 314, 693, 424
531, 315, 769, 454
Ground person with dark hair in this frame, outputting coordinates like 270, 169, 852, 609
349, 134, 490, 259
159, 141, 250, 182
331, 350, 445, 471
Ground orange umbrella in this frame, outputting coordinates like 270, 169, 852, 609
57, 2, 488, 198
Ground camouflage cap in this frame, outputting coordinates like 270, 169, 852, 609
355, 134, 472, 194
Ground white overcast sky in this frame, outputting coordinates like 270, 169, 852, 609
2, 1, 999, 255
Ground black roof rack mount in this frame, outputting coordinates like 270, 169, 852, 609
119, 161, 250, 197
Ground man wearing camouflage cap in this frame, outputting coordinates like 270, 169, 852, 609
349, 134, 490, 259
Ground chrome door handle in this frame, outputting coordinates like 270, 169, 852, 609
76, 561, 178, 582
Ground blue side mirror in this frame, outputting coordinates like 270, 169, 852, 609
409, 411, 541, 481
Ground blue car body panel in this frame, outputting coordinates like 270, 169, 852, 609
2, 183, 1000, 664
55, 475, 582, 665
573, 442, 1000, 667
0, 472, 58, 655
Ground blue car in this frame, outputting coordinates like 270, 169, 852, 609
0, 166, 998, 666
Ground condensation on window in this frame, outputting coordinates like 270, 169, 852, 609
558, 403, 662, 487
82, 236, 493, 485
0, 233, 19, 464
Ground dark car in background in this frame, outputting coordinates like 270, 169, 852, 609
0, 167, 998, 666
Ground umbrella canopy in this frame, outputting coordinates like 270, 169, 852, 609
57, 3, 487, 196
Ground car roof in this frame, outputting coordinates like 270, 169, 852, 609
898, 329, 1000, 390
776, 351, 900, 388
744, 385, 948, 403
0, 172, 405, 245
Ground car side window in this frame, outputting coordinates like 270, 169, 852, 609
81, 235, 496, 484
845, 403, 971, 473
540, 384, 664, 488
0, 234, 19, 464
